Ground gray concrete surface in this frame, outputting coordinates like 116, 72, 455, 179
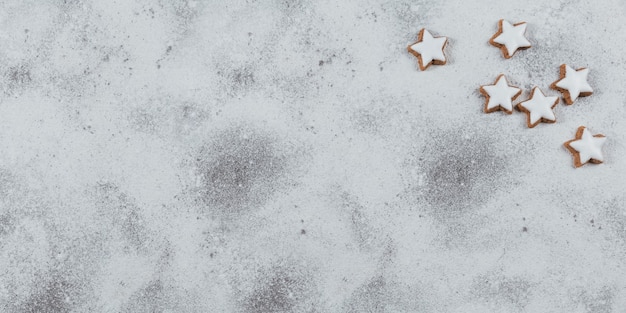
1, 0, 625, 312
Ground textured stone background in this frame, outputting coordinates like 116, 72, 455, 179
1, 0, 626, 312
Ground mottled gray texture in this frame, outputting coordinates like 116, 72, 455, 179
1, 0, 626, 312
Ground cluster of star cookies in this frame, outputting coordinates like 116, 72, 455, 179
406, 20, 606, 168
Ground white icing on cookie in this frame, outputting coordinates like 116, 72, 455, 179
410, 29, 447, 65
493, 20, 531, 57
555, 65, 593, 102
568, 128, 606, 164
519, 87, 558, 125
481, 75, 521, 112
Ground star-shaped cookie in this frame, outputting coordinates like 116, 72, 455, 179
564, 126, 606, 168
489, 19, 531, 59
407, 29, 448, 71
550, 64, 593, 105
516, 87, 559, 128
479, 74, 521, 114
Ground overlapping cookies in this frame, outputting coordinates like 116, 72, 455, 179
407, 20, 606, 168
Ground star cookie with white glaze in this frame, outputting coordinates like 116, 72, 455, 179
516, 87, 559, 128
479, 74, 521, 114
489, 19, 531, 59
550, 64, 593, 105
407, 29, 448, 71
564, 126, 606, 168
